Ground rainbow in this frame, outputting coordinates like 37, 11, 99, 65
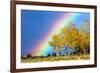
31, 13, 81, 56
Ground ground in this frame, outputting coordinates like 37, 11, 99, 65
21, 54, 90, 63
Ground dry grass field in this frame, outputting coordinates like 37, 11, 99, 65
21, 54, 90, 63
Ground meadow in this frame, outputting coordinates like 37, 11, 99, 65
21, 54, 90, 63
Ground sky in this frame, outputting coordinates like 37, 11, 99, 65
21, 9, 90, 56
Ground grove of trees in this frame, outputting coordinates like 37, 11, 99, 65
48, 20, 90, 55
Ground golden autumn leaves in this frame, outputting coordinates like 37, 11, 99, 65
48, 21, 90, 55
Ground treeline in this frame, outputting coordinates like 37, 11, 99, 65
21, 53, 57, 59
48, 21, 90, 55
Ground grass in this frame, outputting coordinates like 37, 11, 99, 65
21, 54, 90, 63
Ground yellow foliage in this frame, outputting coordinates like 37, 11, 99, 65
48, 21, 90, 54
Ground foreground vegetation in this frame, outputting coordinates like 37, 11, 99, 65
21, 54, 90, 63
